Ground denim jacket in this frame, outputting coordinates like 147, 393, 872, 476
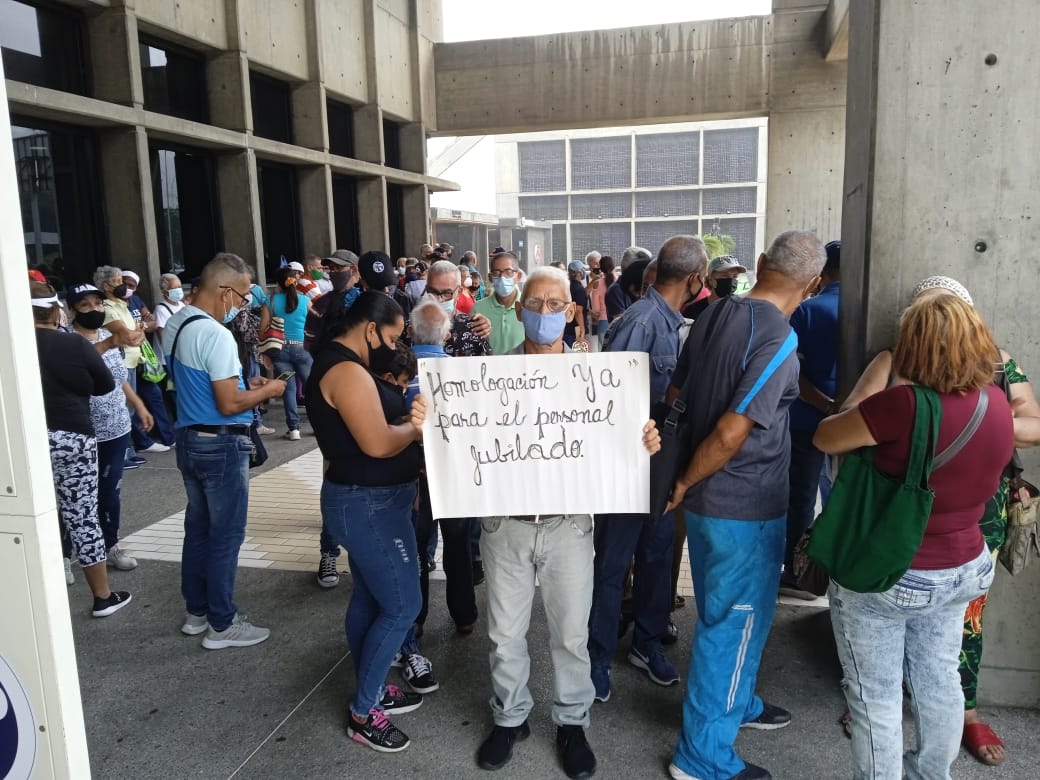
602, 286, 684, 404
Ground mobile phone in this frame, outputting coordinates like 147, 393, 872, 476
276, 370, 296, 382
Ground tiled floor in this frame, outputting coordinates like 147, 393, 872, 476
121, 447, 825, 606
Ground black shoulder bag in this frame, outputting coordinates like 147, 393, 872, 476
649, 299, 729, 519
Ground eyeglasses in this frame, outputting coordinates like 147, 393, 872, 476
489, 269, 518, 279
220, 285, 251, 304
425, 285, 458, 302
522, 297, 570, 314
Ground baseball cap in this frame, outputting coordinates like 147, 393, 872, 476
359, 250, 397, 290
28, 269, 47, 283
66, 283, 103, 306
288, 261, 305, 272
708, 255, 747, 276
330, 249, 359, 266
824, 240, 841, 270
568, 260, 588, 273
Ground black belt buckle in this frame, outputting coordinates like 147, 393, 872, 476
190, 424, 250, 436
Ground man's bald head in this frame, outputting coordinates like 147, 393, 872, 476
655, 235, 708, 285
200, 252, 251, 289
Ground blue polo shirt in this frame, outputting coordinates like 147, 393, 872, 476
789, 281, 840, 431
162, 305, 251, 427
603, 286, 684, 405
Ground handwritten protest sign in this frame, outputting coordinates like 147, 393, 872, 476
419, 352, 650, 519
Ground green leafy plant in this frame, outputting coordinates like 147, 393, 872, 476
699, 233, 736, 259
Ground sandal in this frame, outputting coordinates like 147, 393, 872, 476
839, 709, 852, 739
962, 722, 1006, 766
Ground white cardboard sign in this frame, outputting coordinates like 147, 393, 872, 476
419, 352, 650, 519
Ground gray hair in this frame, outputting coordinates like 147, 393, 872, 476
462, 250, 477, 263
584, 250, 602, 265
620, 246, 652, 270
160, 273, 181, 291
93, 265, 122, 287
655, 235, 708, 284
200, 252, 250, 288
520, 266, 569, 302
428, 260, 461, 284
410, 300, 453, 346
762, 230, 826, 283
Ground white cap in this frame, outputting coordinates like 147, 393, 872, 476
288, 261, 305, 272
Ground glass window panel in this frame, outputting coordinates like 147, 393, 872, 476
383, 119, 402, 169
551, 224, 567, 265
570, 193, 631, 220
150, 146, 221, 278
635, 132, 699, 187
569, 222, 631, 263
327, 99, 355, 158
257, 161, 302, 279
331, 174, 359, 253
139, 37, 208, 123
634, 190, 699, 218
518, 140, 565, 193
702, 128, 758, 185
716, 217, 758, 267
519, 194, 568, 221
634, 220, 700, 258
250, 72, 293, 144
570, 137, 630, 190
1, 0, 87, 94
702, 187, 757, 215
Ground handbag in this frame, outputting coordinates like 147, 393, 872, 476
808, 386, 989, 593
248, 421, 269, 469
139, 338, 167, 383
257, 316, 286, 355
999, 477, 1040, 574
648, 300, 731, 519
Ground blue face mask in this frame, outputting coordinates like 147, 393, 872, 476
167, 288, 184, 302
492, 276, 516, 298
223, 305, 240, 324
439, 300, 456, 316
520, 307, 567, 345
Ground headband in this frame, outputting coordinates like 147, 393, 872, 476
910, 276, 973, 306
31, 295, 59, 308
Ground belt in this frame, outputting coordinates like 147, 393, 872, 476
188, 424, 251, 436
514, 514, 564, 524
285, 339, 303, 344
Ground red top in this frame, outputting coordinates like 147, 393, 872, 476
859, 384, 1013, 569
456, 289, 475, 315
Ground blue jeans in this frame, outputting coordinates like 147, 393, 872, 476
273, 343, 313, 431
321, 479, 420, 716
126, 369, 156, 451
137, 372, 176, 445
175, 428, 252, 632
830, 546, 995, 780
785, 427, 826, 570
588, 512, 675, 668
673, 512, 785, 780
97, 433, 131, 550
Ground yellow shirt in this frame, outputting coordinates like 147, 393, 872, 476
103, 299, 142, 368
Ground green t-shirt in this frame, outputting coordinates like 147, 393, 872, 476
472, 293, 525, 355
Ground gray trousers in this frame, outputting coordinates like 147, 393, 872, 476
480, 514, 596, 728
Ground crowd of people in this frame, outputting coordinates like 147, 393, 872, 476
28, 228, 1038, 779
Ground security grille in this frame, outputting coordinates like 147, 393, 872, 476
519, 140, 566, 192
519, 195, 568, 221
718, 218, 757, 266
634, 220, 700, 257
702, 128, 758, 184
571, 193, 632, 220
570, 137, 631, 190
702, 187, 757, 215
635, 132, 699, 187
570, 222, 631, 262
551, 226, 567, 264
634, 190, 699, 218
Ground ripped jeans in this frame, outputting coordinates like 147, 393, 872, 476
321, 478, 420, 716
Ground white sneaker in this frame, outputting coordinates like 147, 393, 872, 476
141, 442, 171, 453
668, 763, 698, 780
63, 557, 74, 585
181, 613, 209, 636
286, 429, 301, 441
202, 615, 270, 650
257, 425, 276, 435
107, 545, 138, 571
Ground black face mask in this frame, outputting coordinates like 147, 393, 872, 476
366, 328, 397, 375
75, 310, 107, 330
112, 283, 129, 299
715, 277, 738, 298
330, 270, 351, 292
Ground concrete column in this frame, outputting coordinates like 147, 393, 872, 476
842, 0, 1040, 707
291, 82, 329, 152
354, 104, 384, 164
357, 176, 389, 253
401, 183, 430, 256
298, 165, 335, 256
215, 149, 265, 280
97, 126, 160, 293
765, 108, 845, 243
86, 4, 142, 107
207, 52, 252, 133
399, 121, 427, 174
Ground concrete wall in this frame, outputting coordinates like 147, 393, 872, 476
841, 0, 1040, 707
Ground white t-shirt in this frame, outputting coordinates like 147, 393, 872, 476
154, 299, 185, 329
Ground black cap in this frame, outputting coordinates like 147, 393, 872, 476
359, 251, 396, 290
824, 240, 841, 271
66, 282, 103, 306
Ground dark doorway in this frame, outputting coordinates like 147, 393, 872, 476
386, 182, 405, 259
150, 145, 221, 278
256, 161, 302, 281
331, 174, 359, 253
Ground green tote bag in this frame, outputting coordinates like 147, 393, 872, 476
807, 386, 941, 593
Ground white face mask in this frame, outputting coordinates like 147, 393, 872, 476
463, 277, 473, 288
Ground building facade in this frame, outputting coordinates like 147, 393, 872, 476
2, 0, 451, 295
494, 119, 768, 264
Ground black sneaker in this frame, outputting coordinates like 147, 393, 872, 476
472, 560, 485, 585
379, 684, 423, 714
729, 763, 772, 779
740, 702, 791, 730
348, 709, 410, 753
477, 721, 530, 770
662, 619, 679, 646
557, 725, 596, 779
92, 590, 132, 617
402, 652, 439, 694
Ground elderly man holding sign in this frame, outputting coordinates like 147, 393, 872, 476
417, 265, 661, 779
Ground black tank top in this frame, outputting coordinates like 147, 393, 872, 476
305, 342, 421, 486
